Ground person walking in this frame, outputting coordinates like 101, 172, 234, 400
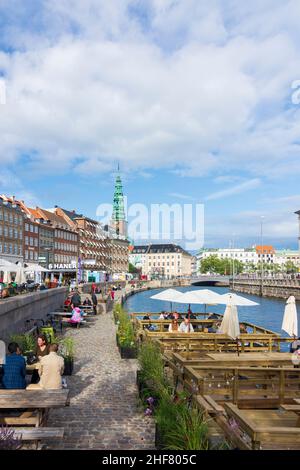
91, 291, 98, 315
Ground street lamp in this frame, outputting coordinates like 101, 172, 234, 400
260, 216, 265, 296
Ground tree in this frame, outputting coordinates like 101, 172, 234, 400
284, 261, 298, 274
129, 262, 140, 274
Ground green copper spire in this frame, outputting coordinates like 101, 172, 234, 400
112, 168, 125, 222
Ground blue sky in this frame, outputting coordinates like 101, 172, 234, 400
0, 0, 300, 250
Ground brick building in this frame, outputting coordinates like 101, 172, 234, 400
51, 207, 108, 282
33, 208, 79, 280
0, 195, 24, 264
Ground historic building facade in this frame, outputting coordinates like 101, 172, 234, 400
0, 195, 24, 264
130, 244, 193, 279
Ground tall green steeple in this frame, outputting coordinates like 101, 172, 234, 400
112, 165, 125, 225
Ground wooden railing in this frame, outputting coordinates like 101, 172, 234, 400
182, 365, 300, 406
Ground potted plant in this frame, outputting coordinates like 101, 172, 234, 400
114, 306, 137, 358
10, 333, 35, 355
60, 337, 75, 376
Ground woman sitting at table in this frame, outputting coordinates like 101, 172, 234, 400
168, 319, 179, 332
31, 334, 50, 384
83, 297, 92, 306
69, 307, 82, 325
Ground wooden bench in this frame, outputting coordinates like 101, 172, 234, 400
0, 389, 69, 447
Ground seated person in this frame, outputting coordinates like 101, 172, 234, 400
69, 307, 83, 324
189, 312, 197, 319
239, 323, 248, 334
64, 297, 72, 312
144, 322, 156, 331
27, 344, 64, 390
207, 313, 219, 320
159, 312, 165, 320
167, 312, 175, 320
143, 313, 151, 321
83, 297, 92, 306
2, 342, 26, 389
31, 334, 50, 384
168, 319, 179, 332
70, 289, 81, 307
290, 337, 300, 353
179, 317, 194, 333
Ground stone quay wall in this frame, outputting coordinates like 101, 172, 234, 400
231, 279, 300, 300
0, 287, 68, 341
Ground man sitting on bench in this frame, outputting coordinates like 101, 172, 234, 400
27, 344, 64, 390
2, 342, 26, 389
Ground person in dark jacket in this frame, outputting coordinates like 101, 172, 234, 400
91, 292, 98, 315
71, 289, 81, 308
2, 342, 26, 389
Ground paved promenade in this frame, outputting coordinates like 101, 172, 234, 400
46, 303, 155, 450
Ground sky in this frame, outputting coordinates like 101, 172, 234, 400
0, 0, 300, 250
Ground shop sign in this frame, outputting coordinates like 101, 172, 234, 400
48, 262, 76, 270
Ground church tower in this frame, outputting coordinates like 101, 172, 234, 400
111, 165, 127, 238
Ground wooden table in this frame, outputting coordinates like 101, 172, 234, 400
0, 389, 70, 435
206, 352, 293, 362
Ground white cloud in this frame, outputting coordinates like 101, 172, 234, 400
0, 0, 299, 184
168, 192, 196, 201
205, 178, 261, 201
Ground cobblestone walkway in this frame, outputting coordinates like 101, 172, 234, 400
46, 306, 155, 449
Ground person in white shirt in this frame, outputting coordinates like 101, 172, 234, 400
179, 317, 194, 333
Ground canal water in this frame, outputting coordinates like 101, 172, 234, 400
124, 285, 300, 342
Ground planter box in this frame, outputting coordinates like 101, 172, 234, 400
118, 345, 137, 359
155, 423, 164, 450
63, 358, 74, 376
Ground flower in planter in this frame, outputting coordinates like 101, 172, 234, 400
146, 396, 155, 407
145, 407, 153, 416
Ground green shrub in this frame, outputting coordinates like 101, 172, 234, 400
10, 333, 35, 353
138, 341, 168, 396
115, 306, 136, 348
155, 391, 209, 450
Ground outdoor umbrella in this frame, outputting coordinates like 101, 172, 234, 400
174, 289, 223, 318
218, 301, 241, 339
217, 293, 259, 355
0, 259, 18, 271
24, 264, 48, 273
282, 295, 298, 338
150, 288, 184, 311
218, 293, 259, 306
3, 271, 11, 284
14, 267, 27, 284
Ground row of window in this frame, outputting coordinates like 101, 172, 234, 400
40, 229, 54, 238
148, 255, 180, 259
0, 211, 23, 225
55, 230, 77, 241
25, 223, 38, 233
0, 243, 22, 255
149, 262, 180, 267
25, 236, 38, 247
54, 254, 75, 263
0, 226, 22, 239
25, 251, 38, 261
54, 242, 77, 252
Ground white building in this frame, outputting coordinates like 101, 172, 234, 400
130, 244, 193, 279
197, 247, 275, 272
274, 250, 300, 268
